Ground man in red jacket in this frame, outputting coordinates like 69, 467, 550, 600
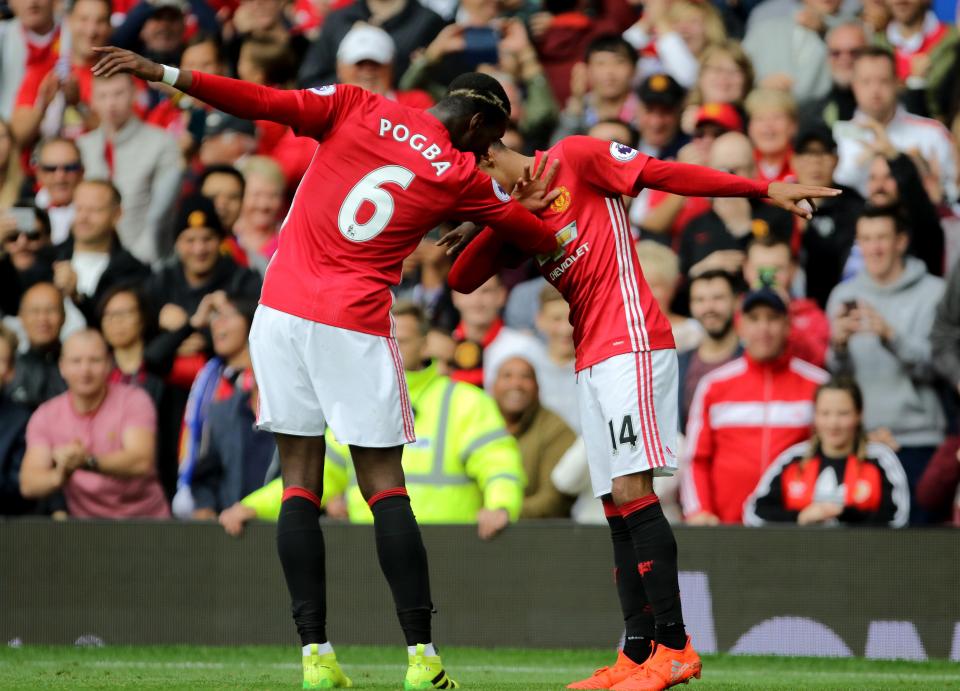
682, 285, 828, 525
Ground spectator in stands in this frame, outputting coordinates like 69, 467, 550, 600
833, 46, 957, 204
233, 302, 525, 539
792, 123, 865, 308
489, 352, 575, 518
587, 118, 638, 147
746, 88, 798, 186
199, 165, 244, 237
233, 156, 283, 274
8, 282, 65, 410
224, 0, 310, 71
98, 285, 167, 410
623, 0, 727, 89
335, 24, 432, 109
678, 270, 742, 429
681, 41, 754, 134
0, 323, 32, 515
172, 290, 257, 517
932, 259, 960, 399
678, 132, 793, 277
742, 0, 833, 103
145, 33, 226, 154
296, 0, 445, 88
189, 376, 276, 519
198, 111, 258, 168
744, 377, 910, 527
450, 275, 527, 387
10, 0, 110, 148
552, 35, 639, 142
634, 73, 688, 159
0, 0, 57, 119
34, 138, 83, 245
77, 73, 183, 264
529, 284, 578, 432
799, 21, 869, 127
874, 0, 958, 120
637, 240, 703, 353
143, 195, 261, 369
683, 284, 828, 524
49, 180, 150, 324
97, 283, 178, 494
915, 435, 960, 524
112, 0, 219, 68
396, 229, 457, 333
0, 206, 52, 317
744, 235, 830, 367
19, 329, 168, 518
827, 205, 945, 522
0, 119, 24, 208
862, 129, 944, 277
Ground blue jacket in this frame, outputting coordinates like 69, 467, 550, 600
0, 391, 32, 515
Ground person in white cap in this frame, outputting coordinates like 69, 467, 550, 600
335, 23, 434, 109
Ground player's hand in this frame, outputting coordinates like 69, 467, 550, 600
511, 156, 561, 212
797, 502, 842, 525
766, 182, 841, 220
437, 222, 482, 256
685, 511, 720, 526
219, 503, 257, 537
477, 508, 510, 540
91, 46, 164, 82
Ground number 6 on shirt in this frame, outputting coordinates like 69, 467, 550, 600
338, 165, 416, 242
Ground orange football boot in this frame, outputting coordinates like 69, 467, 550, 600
610, 637, 701, 691
567, 648, 647, 690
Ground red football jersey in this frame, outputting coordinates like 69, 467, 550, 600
185, 74, 558, 336
531, 136, 676, 370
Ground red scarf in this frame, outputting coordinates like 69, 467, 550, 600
782, 455, 883, 513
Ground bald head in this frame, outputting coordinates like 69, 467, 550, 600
60, 328, 111, 398
709, 132, 756, 177
19, 282, 65, 348
61, 329, 109, 359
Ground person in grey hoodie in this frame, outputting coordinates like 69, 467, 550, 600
826, 205, 945, 523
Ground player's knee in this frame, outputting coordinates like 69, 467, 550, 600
611, 472, 655, 505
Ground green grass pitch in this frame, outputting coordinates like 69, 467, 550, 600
1, 645, 958, 690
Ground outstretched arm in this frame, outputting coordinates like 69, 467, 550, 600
90, 47, 350, 136
639, 158, 841, 219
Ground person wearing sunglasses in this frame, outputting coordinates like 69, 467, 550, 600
0, 205, 53, 317
34, 138, 84, 245
798, 21, 868, 129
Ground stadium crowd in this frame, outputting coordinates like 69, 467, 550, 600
1, 0, 960, 530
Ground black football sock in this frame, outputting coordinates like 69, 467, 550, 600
369, 488, 433, 646
276, 488, 327, 646
621, 494, 687, 651
604, 498, 656, 665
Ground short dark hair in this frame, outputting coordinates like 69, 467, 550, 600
199, 165, 246, 196
747, 233, 793, 257
853, 45, 896, 72
585, 34, 638, 65
239, 35, 298, 86
96, 284, 158, 342
185, 31, 223, 55
857, 204, 907, 234
589, 119, 640, 148
392, 300, 428, 336
689, 269, 738, 294
223, 292, 259, 329
440, 72, 511, 124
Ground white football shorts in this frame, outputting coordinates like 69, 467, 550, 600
577, 348, 680, 497
248, 305, 415, 446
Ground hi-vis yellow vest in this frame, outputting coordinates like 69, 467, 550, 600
241, 363, 525, 523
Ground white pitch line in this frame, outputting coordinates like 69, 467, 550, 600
2, 659, 958, 682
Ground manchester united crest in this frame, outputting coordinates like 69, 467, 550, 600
550, 186, 571, 213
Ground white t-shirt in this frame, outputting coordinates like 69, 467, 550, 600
72, 251, 110, 297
